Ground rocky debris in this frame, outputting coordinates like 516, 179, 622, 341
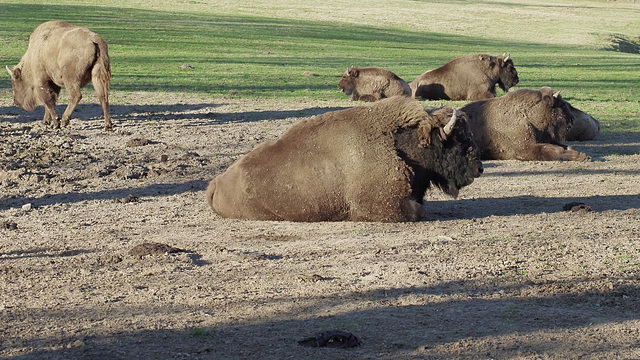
298, 330, 362, 348
563, 202, 593, 213
128, 242, 185, 258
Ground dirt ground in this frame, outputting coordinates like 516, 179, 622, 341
0, 91, 639, 360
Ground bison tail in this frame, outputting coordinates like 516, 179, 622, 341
205, 179, 217, 210
92, 38, 111, 94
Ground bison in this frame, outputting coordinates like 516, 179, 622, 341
409, 53, 519, 101
6, 20, 112, 130
460, 87, 590, 161
206, 97, 482, 222
566, 104, 600, 141
338, 67, 411, 102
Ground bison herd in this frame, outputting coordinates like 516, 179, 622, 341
6, 21, 602, 223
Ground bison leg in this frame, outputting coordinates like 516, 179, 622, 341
525, 143, 590, 161
38, 86, 61, 128
92, 71, 112, 131
61, 85, 83, 127
357, 94, 380, 102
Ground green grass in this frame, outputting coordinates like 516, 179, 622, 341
0, 1, 638, 130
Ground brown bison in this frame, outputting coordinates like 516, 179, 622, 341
410, 53, 519, 101
6, 21, 112, 130
206, 97, 482, 222
566, 105, 600, 141
338, 67, 411, 102
460, 87, 590, 161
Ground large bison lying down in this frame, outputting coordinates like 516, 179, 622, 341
460, 87, 590, 161
206, 97, 483, 222
6, 21, 112, 130
566, 104, 600, 141
338, 67, 411, 102
410, 53, 519, 101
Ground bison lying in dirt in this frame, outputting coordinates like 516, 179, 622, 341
206, 97, 483, 222
410, 53, 519, 101
338, 67, 411, 102
6, 20, 112, 130
566, 105, 600, 141
460, 87, 590, 161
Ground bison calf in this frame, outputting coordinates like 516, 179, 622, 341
206, 97, 482, 222
338, 67, 411, 102
460, 87, 590, 161
6, 20, 112, 130
410, 53, 519, 101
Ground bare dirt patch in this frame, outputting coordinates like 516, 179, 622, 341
1, 92, 639, 359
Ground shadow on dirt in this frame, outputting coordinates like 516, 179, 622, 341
3, 277, 638, 359
0, 103, 348, 126
425, 193, 640, 220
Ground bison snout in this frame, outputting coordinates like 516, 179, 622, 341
474, 161, 483, 178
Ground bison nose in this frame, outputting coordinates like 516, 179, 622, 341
475, 162, 484, 177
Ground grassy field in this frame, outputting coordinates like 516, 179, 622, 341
0, 0, 639, 130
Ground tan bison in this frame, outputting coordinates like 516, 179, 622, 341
338, 67, 411, 102
410, 53, 519, 101
566, 105, 600, 141
460, 87, 590, 161
206, 97, 483, 222
6, 21, 112, 130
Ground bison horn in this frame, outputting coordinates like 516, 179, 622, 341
443, 109, 457, 137
553, 91, 560, 98
5, 65, 12, 77
504, 53, 510, 61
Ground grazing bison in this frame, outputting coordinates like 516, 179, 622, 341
338, 67, 411, 102
410, 53, 519, 101
206, 97, 482, 222
566, 104, 600, 141
6, 21, 112, 130
460, 87, 590, 161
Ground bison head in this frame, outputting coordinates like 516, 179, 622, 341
395, 107, 483, 202
539, 87, 576, 141
495, 53, 519, 92
338, 67, 359, 96
6, 65, 36, 111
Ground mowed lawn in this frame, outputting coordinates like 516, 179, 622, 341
0, 0, 638, 131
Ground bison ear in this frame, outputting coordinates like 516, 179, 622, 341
541, 87, 559, 107
348, 67, 359, 78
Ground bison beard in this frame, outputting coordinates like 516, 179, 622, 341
206, 97, 482, 222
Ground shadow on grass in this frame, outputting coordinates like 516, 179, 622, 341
2, 277, 638, 359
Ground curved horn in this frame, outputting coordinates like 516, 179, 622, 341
553, 91, 560, 98
443, 109, 457, 137
504, 53, 510, 61
5, 65, 12, 77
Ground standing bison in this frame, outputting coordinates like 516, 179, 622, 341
460, 87, 590, 161
206, 97, 482, 222
6, 21, 112, 130
338, 67, 411, 102
410, 53, 519, 101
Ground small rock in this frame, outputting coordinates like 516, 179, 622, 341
126, 138, 150, 147
114, 194, 141, 204
1, 221, 18, 230
21, 203, 32, 211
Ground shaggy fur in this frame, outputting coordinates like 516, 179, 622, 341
206, 97, 482, 222
6, 21, 112, 130
566, 104, 600, 141
338, 67, 411, 102
409, 54, 519, 101
460, 87, 590, 161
